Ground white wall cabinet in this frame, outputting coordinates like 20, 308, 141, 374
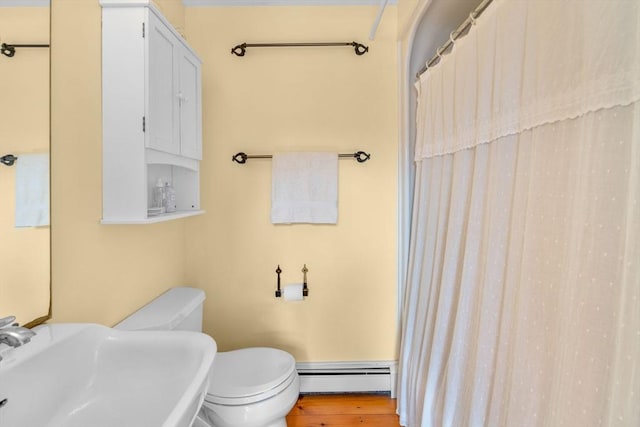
100, 0, 203, 224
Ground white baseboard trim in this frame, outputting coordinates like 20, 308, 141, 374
296, 360, 398, 398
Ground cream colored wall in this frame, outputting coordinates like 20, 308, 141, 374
184, 6, 398, 362
50, 0, 187, 325
48, 0, 399, 361
0, 7, 50, 325
153, 0, 185, 37
398, 0, 422, 40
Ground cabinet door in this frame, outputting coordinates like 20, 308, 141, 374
178, 50, 202, 160
147, 12, 180, 155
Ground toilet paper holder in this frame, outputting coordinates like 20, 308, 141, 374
275, 265, 309, 298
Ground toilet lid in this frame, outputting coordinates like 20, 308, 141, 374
207, 347, 296, 404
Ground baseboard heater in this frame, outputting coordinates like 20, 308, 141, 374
296, 361, 398, 398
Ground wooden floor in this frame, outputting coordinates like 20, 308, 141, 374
286, 394, 401, 427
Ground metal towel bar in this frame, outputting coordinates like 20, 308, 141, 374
231, 41, 368, 57
232, 151, 371, 164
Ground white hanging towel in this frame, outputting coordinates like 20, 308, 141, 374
271, 152, 338, 224
15, 153, 50, 228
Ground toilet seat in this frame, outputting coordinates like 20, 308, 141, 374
205, 347, 297, 406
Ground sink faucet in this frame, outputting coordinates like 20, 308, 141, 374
0, 316, 36, 360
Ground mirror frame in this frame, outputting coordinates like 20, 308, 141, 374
0, 0, 52, 328
26, 3, 52, 328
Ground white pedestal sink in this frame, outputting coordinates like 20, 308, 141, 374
0, 323, 216, 427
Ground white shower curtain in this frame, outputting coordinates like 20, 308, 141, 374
398, 1, 640, 426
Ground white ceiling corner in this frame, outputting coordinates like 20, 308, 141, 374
182, 0, 396, 6
0, 0, 49, 6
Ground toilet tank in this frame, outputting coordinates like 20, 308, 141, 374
114, 287, 205, 332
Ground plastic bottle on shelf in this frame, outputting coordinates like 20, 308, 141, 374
164, 181, 176, 213
152, 178, 166, 213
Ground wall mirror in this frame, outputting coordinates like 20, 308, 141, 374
0, 1, 51, 327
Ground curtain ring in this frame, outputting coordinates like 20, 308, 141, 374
449, 31, 457, 45
469, 11, 477, 25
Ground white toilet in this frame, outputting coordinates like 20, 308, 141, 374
115, 287, 300, 427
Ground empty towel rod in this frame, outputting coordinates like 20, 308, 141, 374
232, 151, 371, 164
231, 41, 369, 57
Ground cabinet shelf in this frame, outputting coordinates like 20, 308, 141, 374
100, 209, 205, 225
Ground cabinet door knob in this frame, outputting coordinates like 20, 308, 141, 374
177, 92, 189, 103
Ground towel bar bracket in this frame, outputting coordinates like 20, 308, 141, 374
232, 152, 250, 164
1, 154, 17, 166
1, 43, 49, 58
353, 151, 371, 163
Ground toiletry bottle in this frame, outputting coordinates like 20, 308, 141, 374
164, 181, 176, 212
152, 178, 166, 213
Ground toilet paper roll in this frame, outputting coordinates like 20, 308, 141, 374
283, 283, 304, 301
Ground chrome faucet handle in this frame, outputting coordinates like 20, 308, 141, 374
0, 326, 35, 349
0, 316, 17, 329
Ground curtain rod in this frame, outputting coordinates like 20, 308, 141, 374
232, 151, 371, 164
416, 0, 493, 79
1, 43, 50, 58
231, 41, 369, 57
